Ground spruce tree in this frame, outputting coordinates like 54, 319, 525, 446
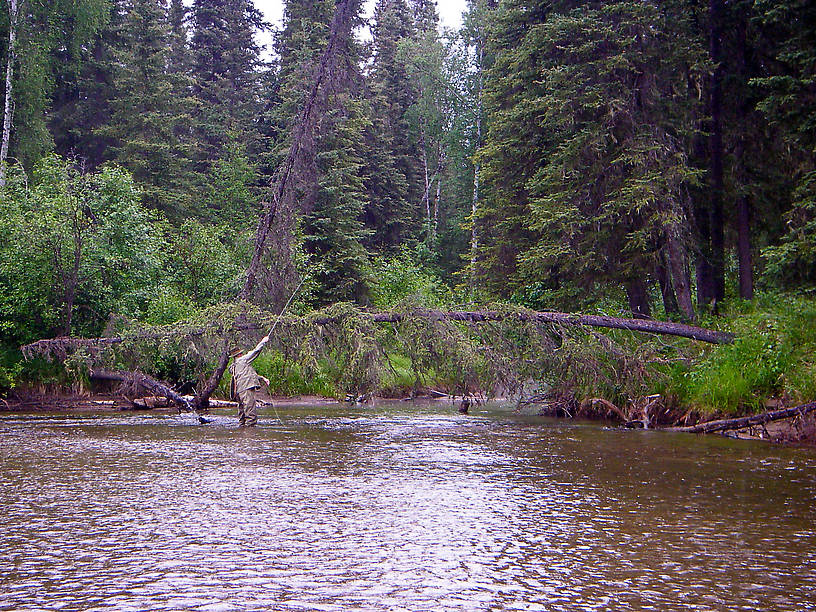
369, 0, 424, 241
3, 0, 109, 170
479, 0, 705, 318
102, 0, 195, 218
190, 0, 265, 170
753, 0, 816, 289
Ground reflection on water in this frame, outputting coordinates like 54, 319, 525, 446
1, 403, 814, 611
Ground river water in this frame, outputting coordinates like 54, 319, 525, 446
1, 402, 814, 611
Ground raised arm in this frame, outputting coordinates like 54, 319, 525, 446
244, 335, 269, 363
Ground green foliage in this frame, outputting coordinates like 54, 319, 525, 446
101, 0, 198, 218
303, 99, 373, 306
245, 351, 335, 397
190, 0, 266, 169
367, 247, 452, 308
4, 0, 110, 169
144, 287, 197, 325
668, 294, 816, 414
0, 346, 22, 394
761, 172, 816, 289
165, 219, 243, 307
205, 137, 260, 222
479, 1, 705, 305
0, 155, 161, 340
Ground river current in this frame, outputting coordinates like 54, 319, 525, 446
1, 402, 814, 611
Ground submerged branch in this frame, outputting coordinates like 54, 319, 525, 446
89, 369, 193, 413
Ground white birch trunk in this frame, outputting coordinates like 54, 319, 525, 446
469, 36, 484, 289
0, 0, 19, 188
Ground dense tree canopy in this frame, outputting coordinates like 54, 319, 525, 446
1, 0, 815, 398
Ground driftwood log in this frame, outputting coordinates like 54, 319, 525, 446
668, 401, 816, 434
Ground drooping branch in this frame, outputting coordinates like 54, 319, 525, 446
668, 402, 816, 434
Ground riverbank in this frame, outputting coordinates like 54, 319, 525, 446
0, 390, 341, 414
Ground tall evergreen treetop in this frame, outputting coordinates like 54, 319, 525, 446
190, 0, 266, 164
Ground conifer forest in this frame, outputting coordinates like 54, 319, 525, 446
1, 0, 815, 423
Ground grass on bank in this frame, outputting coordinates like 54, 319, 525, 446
665, 293, 816, 415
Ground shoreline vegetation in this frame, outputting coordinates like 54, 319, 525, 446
4, 291, 815, 445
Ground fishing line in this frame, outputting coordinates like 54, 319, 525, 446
265, 274, 308, 425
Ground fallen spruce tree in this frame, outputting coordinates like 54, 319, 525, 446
21, 301, 732, 417
26, 301, 812, 439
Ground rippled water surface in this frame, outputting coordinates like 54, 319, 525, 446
1, 402, 815, 611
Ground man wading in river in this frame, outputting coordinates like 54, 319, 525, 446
229, 336, 270, 427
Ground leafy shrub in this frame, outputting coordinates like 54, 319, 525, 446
367, 247, 452, 308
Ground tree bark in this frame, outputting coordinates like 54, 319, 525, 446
655, 254, 680, 317
192, 345, 230, 412
708, 0, 725, 306
420, 127, 431, 231
625, 277, 651, 318
668, 402, 816, 434
0, 0, 18, 188
666, 234, 696, 321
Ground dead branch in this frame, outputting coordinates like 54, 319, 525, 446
90, 369, 193, 414
667, 401, 816, 434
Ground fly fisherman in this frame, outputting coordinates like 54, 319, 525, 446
229, 335, 271, 427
